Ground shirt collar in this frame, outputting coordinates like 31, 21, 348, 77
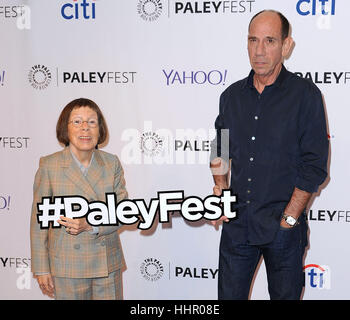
242, 64, 289, 90
70, 149, 95, 176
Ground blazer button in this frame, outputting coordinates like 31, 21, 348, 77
74, 244, 80, 250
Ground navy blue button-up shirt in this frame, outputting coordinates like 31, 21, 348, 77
211, 65, 329, 245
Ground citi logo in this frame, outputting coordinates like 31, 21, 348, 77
61, 0, 96, 20
303, 264, 331, 289
296, 0, 336, 16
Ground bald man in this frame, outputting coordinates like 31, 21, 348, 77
210, 10, 329, 300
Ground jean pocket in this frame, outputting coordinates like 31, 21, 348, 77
275, 223, 302, 249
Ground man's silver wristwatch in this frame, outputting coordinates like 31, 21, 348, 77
282, 214, 299, 227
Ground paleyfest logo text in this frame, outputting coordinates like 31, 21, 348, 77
121, 121, 229, 166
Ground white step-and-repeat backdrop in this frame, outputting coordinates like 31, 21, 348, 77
1, 0, 349, 300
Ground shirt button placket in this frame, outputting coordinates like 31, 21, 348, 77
247, 93, 261, 207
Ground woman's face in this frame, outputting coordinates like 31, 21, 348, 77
67, 106, 99, 155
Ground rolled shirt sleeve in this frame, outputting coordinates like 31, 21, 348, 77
295, 82, 329, 193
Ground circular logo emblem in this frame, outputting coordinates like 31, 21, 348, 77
140, 131, 163, 156
137, 0, 163, 22
140, 258, 164, 281
28, 65, 51, 90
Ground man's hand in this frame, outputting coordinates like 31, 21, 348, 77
280, 218, 293, 229
210, 157, 231, 227
211, 185, 230, 227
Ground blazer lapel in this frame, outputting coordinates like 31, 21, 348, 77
85, 150, 105, 196
61, 147, 98, 200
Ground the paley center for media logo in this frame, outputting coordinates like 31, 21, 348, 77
137, 0, 163, 22
140, 131, 164, 157
139, 259, 219, 281
137, 0, 255, 21
28, 65, 51, 90
140, 257, 164, 281
121, 121, 224, 165
27, 65, 137, 88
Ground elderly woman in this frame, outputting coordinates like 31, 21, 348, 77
30, 98, 128, 300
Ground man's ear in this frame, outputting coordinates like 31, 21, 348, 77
282, 36, 294, 59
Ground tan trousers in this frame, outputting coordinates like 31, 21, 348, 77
53, 270, 122, 300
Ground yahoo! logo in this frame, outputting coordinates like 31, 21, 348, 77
303, 264, 331, 289
296, 0, 336, 16
0, 196, 11, 212
0, 70, 5, 86
61, 0, 96, 20
28, 65, 51, 90
163, 69, 228, 86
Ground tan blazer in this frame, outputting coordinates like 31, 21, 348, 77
30, 147, 128, 278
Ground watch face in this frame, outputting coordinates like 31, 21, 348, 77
286, 216, 296, 225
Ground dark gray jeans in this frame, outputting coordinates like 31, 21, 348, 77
218, 221, 307, 300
